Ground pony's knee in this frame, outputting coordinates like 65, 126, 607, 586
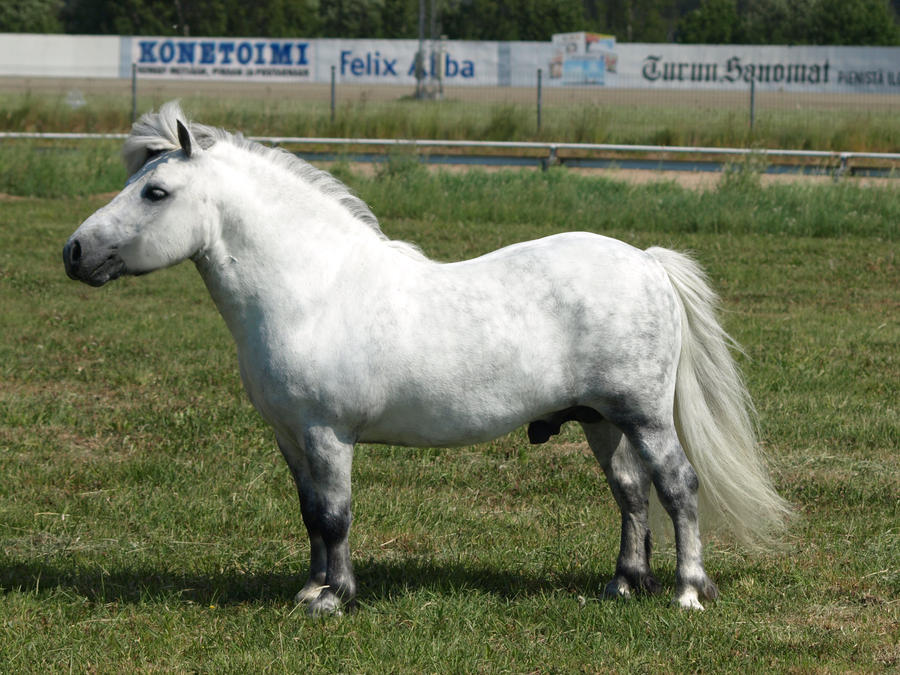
316, 502, 352, 543
604, 449, 653, 512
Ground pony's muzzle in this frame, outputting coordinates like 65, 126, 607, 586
63, 237, 124, 286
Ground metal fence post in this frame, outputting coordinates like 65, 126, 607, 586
416, 0, 426, 99
131, 63, 137, 124
330, 65, 336, 124
749, 78, 756, 132
537, 68, 542, 133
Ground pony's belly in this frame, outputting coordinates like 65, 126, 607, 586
358, 405, 531, 447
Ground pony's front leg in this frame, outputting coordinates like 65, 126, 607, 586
277, 436, 327, 602
278, 428, 357, 615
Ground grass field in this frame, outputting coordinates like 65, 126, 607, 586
0, 150, 898, 671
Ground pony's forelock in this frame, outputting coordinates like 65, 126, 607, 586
124, 101, 193, 176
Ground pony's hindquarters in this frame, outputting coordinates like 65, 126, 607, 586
646, 247, 792, 547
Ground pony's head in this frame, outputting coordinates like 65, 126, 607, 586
63, 103, 214, 286
64, 101, 399, 287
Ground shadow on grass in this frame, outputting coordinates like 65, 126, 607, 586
0, 556, 702, 608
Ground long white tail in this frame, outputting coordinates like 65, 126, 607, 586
646, 247, 792, 547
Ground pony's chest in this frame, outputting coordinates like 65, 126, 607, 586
233, 328, 360, 431
235, 346, 296, 425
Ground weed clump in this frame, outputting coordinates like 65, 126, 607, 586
718, 152, 767, 192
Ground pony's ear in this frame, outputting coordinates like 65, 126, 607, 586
176, 119, 197, 158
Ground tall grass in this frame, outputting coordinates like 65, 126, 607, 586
2, 139, 898, 241
0, 140, 125, 197
2, 90, 899, 152
350, 158, 900, 241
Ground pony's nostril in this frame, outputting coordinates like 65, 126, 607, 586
64, 239, 83, 277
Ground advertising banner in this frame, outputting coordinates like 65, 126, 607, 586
2, 33, 899, 95
131, 36, 315, 81
315, 39, 498, 86
130, 36, 498, 86
536, 39, 900, 93
548, 32, 617, 86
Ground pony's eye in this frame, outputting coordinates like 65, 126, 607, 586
142, 185, 169, 202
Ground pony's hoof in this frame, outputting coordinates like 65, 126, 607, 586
603, 571, 660, 600
294, 579, 328, 605
673, 573, 718, 610
701, 578, 719, 602
636, 573, 662, 595
673, 588, 706, 611
307, 590, 344, 617
603, 578, 633, 600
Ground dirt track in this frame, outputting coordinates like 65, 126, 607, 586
323, 160, 897, 190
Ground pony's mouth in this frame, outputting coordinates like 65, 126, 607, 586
82, 256, 126, 286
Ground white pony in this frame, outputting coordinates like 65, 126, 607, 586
64, 102, 790, 615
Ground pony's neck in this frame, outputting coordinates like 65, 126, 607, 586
207, 148, 383, 259
192, 150, 392, 341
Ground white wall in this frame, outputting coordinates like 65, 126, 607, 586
0, 34, 122, 78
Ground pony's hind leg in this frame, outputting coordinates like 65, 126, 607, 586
582, 421, 661, 599
626, 422, 718, 610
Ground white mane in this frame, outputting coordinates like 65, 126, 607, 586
123, 101, 386, 237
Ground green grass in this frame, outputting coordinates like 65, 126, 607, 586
2, 89, 899, 152
0, 140, 125, 198
0, 158, 898, 671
